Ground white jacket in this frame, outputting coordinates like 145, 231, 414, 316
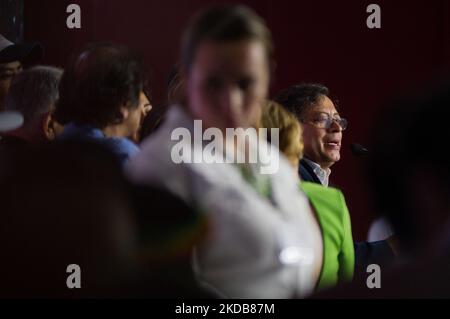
126, 105, 323, 298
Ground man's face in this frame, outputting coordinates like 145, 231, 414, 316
0, 61, 23, 109
301, 95, 343, 169
126, 91, 152, 141
186, 40, 269, 131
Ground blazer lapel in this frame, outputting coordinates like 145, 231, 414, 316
299, 159, 322, 185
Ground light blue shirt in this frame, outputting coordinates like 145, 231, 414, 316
58, 122, 139, 165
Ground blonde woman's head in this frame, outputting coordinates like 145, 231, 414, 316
259, 100, 303, 169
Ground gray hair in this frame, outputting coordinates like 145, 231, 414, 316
4, 66, 63, 124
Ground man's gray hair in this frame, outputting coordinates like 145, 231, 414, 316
4, 66, 63, 124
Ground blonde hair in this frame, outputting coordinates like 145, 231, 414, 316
259, 100, 303, 165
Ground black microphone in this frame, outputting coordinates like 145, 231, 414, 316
350, 143, 369, 157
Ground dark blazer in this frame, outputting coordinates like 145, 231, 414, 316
298, 158, 396, 283
299, 159, 322, 184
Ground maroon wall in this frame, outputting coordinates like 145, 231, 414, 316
24, 0, 450, 240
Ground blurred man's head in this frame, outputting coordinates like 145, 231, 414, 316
275, 83, 347, 170
180, 5, 273, 131
0, 34, 43, 110
369, 82, 450, 256
55, 43, 150, 139
4, 66, 63, 143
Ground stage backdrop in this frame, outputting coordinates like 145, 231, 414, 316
24, 0, 450, 240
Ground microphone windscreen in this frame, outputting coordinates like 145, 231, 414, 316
350, 143, 369, 157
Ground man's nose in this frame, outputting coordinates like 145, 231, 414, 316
328, 119, 343, 133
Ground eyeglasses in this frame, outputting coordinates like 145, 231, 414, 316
302, 115, 348, 131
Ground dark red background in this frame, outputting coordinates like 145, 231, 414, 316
23, 0, 450, 240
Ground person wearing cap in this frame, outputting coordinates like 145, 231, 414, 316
0, 34, 43, 111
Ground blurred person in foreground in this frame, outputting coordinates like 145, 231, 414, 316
0, 139, 212, 298
0, 141, 138, 297
127, 5, 323, 298
315, 80, 450, 298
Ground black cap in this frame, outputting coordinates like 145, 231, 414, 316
0, 34, 43, 64
350, 143, 369, 157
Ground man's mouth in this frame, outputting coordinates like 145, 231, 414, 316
324, 140, 341, 148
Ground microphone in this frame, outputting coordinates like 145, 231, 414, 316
350, 143, 369, 157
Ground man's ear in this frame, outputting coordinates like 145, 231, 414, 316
42, 112, 55, 140
119, 105, 130, 121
